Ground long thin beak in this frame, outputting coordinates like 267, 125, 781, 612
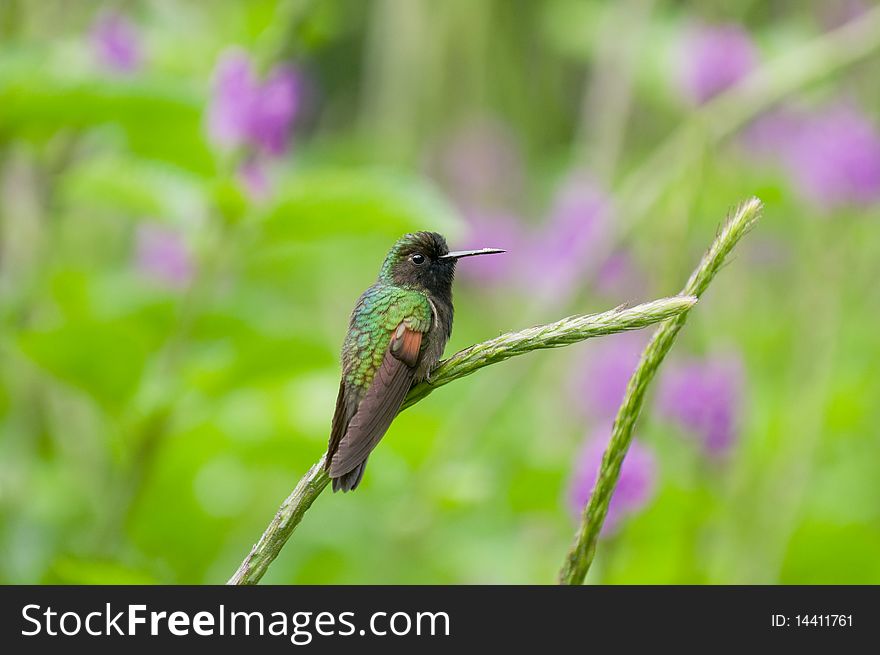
439, 247, 506, 260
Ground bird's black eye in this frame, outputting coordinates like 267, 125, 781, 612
411, 253, 426, 265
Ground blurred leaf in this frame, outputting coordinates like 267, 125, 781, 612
259, 168, 462, 242
45, 557, 158, 585
186, 310, 335, 395
781, 521, 880, 584
0, 67, 214, 174
540, 0, 604, 60
211, 177, 248, 225
0, 379, 9, 419
49, 269, 92, 320
59, 155, 208, 222
18, 321, 150, 411
127, 423, 237, 582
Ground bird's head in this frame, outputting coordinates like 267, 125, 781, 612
378, 231, 504, 297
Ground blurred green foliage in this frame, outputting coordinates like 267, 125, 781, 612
1, 0, 879, 584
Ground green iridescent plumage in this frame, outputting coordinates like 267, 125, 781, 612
341, 284, 431, 390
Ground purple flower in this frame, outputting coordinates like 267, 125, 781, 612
91, 11, 143, 74
741, 107, 804, 155
208, 51, 259, 149
207, 49, 300, 157
434, 119, 525, 210
677, 23, 758, 105
249, 65, 300, 156
746, 102, 880, 211
782, 103, 880, 211
570, 331, 646, 420
657, 354, 745, 456
522, 172, 612, 300
567, 426, 657, 535
135, 224, 194, 289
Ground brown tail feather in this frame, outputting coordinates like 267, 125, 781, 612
331, 459, 368, 492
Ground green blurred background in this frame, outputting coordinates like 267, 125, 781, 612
1, 0, 880, 584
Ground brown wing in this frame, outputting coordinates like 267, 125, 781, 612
328, 322, 422, 480
325, 379, 361, 470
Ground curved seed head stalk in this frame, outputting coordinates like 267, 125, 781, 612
227, 295, 697, 585
558, 197, 763, 585
402, 296, 698, 410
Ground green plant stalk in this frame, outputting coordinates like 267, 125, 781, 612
227, 295, 698, 585
558, 197, 763, 585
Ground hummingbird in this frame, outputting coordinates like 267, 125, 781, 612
325, 231, 504, 492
